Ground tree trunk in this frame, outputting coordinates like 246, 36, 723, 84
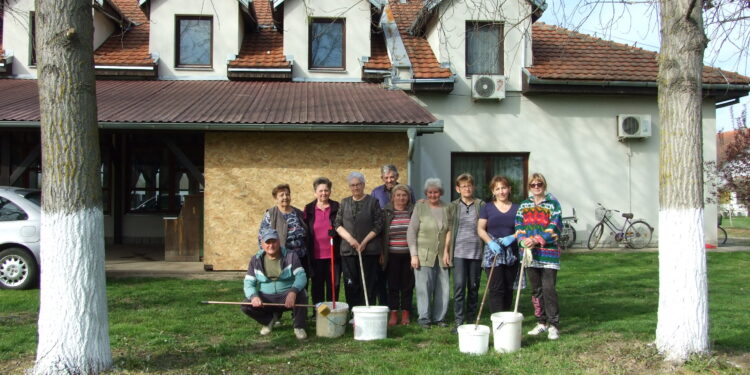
656, 0, 710, 362
33, 0, 112, 374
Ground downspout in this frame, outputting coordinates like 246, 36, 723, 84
407, 127, 417, 192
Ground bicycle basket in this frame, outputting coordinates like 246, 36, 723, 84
595, 206, 612, 221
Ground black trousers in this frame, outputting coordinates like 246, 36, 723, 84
240, 290, 308, 329
485, 262, 520, 314
386, 252, 414, 311
453, 257, 482, 324
526, 267, 559, 327
310, 257, 341, 305
341, 254, 379, 307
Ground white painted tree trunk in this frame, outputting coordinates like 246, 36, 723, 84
656, 0, 710, 362
33, 0, 112, 373
36, 211, 111, 374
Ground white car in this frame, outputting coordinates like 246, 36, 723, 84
0, 186, 41, 289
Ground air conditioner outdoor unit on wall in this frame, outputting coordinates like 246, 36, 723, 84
617, 114, 652, 139
471, 75, 506, 100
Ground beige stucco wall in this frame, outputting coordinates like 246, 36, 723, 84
425, 0, 531, 94
3, 0, 36, 78
149, 0, 240, 79
412, 92, 720, 246
283, 0, 371, 81
93, 9, 115, 50
204, 132, 409, 270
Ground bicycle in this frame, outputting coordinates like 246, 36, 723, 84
558, 208, 577, 250
718, 216, 728, 245
586, 203, 654, 249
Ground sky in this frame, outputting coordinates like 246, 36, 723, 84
538, 0, 749, 133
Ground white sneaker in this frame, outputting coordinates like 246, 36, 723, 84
547, 326, 559, 340
271, 313, 281, 327
294, 328, 307, 340
527, 323, 548, 336
260, 323, 273, 336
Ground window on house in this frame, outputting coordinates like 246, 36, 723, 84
309, 18, 345, 70
176, 16, 213, 68
451, 152, 528, 202
29, 11, 36, 66
465, 22, 503, 75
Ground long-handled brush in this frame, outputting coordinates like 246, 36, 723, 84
201, 301, 331, 317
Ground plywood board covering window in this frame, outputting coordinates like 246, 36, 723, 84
309, 18, 345, 70
465, 21, 503, 75
176, 16, 213, 68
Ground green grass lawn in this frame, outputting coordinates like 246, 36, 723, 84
2, 252, 749, 374
722, 216, 750, 230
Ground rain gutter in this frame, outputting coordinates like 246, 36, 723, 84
0, 121, 445, 134
95, 65, 155, 71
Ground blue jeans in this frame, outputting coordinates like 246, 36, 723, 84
452, 257, 482, 325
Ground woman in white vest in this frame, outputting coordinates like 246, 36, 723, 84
407, 178, 452, 328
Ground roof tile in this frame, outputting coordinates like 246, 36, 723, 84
388, 0, 451, 79
253, 0, 274, 27
94, 0, 153, 67
529, 23, 750, 85
364, 32, 391, 70
230, 29, 289, 69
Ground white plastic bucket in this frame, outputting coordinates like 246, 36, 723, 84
352, 306, 389, 341
457, 324, 491, 355
491, 312, 523, 353
316, 302, 349, 338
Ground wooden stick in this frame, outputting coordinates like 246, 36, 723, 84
513, 247, 528, 313
201, 301, 315, 308
474, 253, 500, 330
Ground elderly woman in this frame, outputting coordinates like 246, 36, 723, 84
334, 172, 383, 308
408, 178, 452, 328
259, 184, 309, 274
303, 177, 341, 307
515, 173, 562, 340
477, 175, 520, 314
382, 184, 414, 326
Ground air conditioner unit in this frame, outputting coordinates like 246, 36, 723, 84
471, 75, 506, 100
617, 114, 652, 139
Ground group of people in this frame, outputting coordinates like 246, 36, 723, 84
240, 165, 563, 341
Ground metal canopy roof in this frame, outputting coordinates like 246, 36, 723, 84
0, 80, 439, 130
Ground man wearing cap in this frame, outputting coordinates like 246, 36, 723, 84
241, 228, 309, 340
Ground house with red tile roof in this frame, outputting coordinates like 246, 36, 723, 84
1, 0, 748, 270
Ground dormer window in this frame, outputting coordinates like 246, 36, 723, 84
309, 18, 345, 70
176, 16, 213, 68
465, 22, 503, 75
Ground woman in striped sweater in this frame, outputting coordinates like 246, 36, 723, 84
383, 184, 415, 326
515, 172, 563, 340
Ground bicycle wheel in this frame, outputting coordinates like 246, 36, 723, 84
587, 223, 604, 250
561, 223, 576, 249
625, 220, 653, 249
718, 226, 728, 245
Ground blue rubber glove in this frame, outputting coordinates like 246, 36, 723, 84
488, 241, 502, 254
500, 235, 515, 247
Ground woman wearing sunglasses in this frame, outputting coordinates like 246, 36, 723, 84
515, 173, 563, 340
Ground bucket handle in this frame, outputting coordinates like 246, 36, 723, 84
321, 314, 348, 327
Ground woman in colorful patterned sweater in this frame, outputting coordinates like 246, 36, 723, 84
515, 172, 562, 340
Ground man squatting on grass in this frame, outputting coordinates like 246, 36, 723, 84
241, 228, 309, 340
445, 173, 486, 333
